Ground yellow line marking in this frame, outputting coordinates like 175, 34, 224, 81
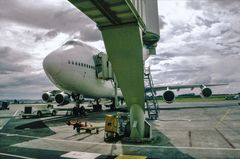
115, 155, 147, 159
215, 109, 230, 129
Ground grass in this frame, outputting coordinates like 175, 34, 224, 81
158, 95, 226, 103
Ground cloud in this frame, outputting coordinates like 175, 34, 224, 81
0, 46, 32, 74
0, 45, 54, 98
154, 0, 240, 94
0, 0, 240, 99
0, 0, 102, 42
0, 71, 55, 99
34, 30, 59, 42
0, 72, 46, 88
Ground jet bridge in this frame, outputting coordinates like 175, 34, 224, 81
68, 0, 160, 140
94, 52, 113, 80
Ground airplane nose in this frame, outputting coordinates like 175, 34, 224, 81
43, 51, 62, 76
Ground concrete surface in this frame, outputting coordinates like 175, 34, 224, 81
0, 101, 240, 159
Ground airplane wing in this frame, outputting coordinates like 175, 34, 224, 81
145, 83, 228, 92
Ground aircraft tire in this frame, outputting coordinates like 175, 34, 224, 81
52, 110, 56, 116
110, 104, 116, 111
37, 111, 42, 118
79, 106, 86, 115
93, 105, 101, 112
73, 107, 79, 116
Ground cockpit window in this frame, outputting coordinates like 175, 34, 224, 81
63, 40, 84, 47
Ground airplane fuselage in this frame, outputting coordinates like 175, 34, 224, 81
43, 40, 121, 99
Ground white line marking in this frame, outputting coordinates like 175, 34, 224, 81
61, 151, 101, 159
0, 119, 10, 130
0, 152, 36, 159
1, 132, 240, 151
0, 110, 19, 130
13, 110, 19, 117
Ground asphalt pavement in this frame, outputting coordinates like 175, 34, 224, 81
0, 101, 240, 159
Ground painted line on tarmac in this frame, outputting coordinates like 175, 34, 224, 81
188, 131, 192, 147
215, 109, 230, 128
215, 128, 235, 149
61, 151, 101, 159
0, 120, 7, 130
13, 110, 19, 117
0, 152, 36, 159
1, 132, 240, 152
0, 110, 19, 130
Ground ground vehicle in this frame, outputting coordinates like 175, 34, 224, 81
0, 101, 10, 110
225, 94, 239, 100
104, 112, 130, 141
20, 104, 57, 118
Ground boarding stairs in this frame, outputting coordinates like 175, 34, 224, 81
144, 68, 159, 120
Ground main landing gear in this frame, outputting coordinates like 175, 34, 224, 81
93, 99, 102, 112
73, 106, 86, 116
72, 94, 86, 116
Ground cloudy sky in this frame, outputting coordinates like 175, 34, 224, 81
0, 0, 239, 99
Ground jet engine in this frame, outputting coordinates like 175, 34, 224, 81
200, 87, 212, 98
42, 92, 54, 103
55, 92, 71, 105
163, 90, 175, 104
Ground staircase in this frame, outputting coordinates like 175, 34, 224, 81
144, 68, 159, 120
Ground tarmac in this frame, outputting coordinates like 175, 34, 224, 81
0, 100, 240, 159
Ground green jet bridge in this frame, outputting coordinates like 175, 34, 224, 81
68, 0, 160, 140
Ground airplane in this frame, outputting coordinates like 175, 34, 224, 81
42, 39, 227, 113
42, 39, 123, 112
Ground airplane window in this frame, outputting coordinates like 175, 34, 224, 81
75, 62, 77, 65
81, 63, 83, 67
86, 64, 89, 68
68, 60, 70, 64
84, 64, 86, 67
78, 62, 81, 66
72, 61, 74, 65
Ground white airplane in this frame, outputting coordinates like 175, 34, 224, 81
42, 39, 123, 111
42, 39, 227, 110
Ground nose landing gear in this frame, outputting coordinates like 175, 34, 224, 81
93, 99, 102, 112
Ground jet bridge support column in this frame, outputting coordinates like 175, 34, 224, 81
67, 0, 158, 140
101, 25, 145, 139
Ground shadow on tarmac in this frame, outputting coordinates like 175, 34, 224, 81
118, 129, 195, 159
0, 110, 196, 159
